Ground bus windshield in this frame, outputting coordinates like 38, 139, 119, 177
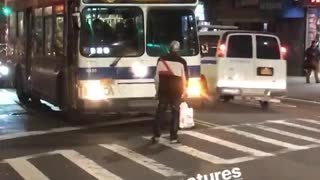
80, 7, 144, 57
147, 9, 199, 57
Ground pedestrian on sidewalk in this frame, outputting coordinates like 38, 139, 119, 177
152, 40, 189, 144
304, 40, 320, 84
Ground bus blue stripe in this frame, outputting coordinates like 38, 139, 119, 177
78, 66, 200, 80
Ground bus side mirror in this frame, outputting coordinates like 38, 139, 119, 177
72, 12, 81, 29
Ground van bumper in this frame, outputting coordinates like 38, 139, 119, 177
218, 87, 287, 97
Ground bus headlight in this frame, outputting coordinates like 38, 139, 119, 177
132, 61, 148, 78
187, 78, 202, 97
0, 65, 9, 76
79, 80, 111, 101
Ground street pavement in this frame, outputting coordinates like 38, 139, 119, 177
1, 88, 320, 180
284, 76, 320, 102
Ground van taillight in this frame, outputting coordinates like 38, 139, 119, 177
281, 46, 287, 60
217, 44, 226, 57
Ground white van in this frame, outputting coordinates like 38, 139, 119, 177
199, 29, 287, 108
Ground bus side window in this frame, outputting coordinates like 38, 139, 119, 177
44, 7, 53, 56
32, 8, 44, 57
53, 5, 64, 57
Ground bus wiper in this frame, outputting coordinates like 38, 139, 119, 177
110, 57, 122, 67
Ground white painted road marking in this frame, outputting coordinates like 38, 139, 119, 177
270, 121, 320, 133
219, 127, 308, 150
181, 131, 273, 157
142, 136, 256, 164
296, 118, 320, 126
6, 158, 50, 180
60, 150, 123, 180
0, 117, 152, 142
100, 144, 184, 177
252, 124, 320, 144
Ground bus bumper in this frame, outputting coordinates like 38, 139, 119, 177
78, 97, 204, 112
78, 98, 158, 112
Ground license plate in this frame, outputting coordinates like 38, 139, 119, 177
257, 67, 274, 76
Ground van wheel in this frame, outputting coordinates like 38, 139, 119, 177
259, 101, 269, 109
15, 70, 29, 104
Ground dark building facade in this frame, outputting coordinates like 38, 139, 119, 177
201, 0, 307, 76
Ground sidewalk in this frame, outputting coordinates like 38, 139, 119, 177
285, 76, 320, 102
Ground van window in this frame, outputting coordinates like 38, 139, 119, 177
257, 36, 280, 59
199, 35, 219, 57
227, 35, 252, 58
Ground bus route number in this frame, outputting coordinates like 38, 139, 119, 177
86, 68, 98, 73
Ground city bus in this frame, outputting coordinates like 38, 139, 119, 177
8, 0, 202, 114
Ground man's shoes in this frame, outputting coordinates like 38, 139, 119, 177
151, 136, 160, 144
170, 139, 180, 144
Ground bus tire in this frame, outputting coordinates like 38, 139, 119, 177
14, 69, 29, 104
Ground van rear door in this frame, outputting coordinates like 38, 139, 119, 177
199, 34, 220, 93
253, 35, 286, 90
217, 34, 254, 88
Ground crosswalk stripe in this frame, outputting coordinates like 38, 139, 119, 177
58, 150, 123, 180
252, 124, 320, 144
6, 158, 49, 180
219, 127, 308, 150
270, 121, 320, 133
181, 131, 273, 157
100, 144, 185, 177
296, 118, 320, 126
142, 136, 256, 164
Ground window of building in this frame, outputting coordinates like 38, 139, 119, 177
44, 7, 53, 56
53, 5, 64, 56
32, 8, 44, 56
227, 35, 253, 58
256, 36, 280, 59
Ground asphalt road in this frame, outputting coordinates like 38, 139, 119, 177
1, 89, 320, 180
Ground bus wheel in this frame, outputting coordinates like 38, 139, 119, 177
259, 101, 270, 110
14, 71, 29, 104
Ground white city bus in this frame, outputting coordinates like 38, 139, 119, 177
8, 0, 202, 113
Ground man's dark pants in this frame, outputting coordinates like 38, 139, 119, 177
153, 97, 180, 140
305, 63, 320, 83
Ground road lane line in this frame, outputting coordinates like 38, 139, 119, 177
181, 131, 273, 157
296, 118, 320, 126
219, 127, 308, 150
194, 119, 218, 127
100, 144, 184, 177
0, 117, 151, 141
142, 136, 256, 164
6, 158, 49, 180
270, 121, 320, 133
59, 150, 123, 180
252, 124, 320, 144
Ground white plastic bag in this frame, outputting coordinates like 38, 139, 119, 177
179, 102, 195, 129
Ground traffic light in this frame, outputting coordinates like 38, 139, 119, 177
1, 6, 11, 16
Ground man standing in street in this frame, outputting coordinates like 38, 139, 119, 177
152, 41, 189, 144
304, 40, 320, 84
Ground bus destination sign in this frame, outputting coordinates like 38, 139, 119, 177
83, 0, 197, 3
